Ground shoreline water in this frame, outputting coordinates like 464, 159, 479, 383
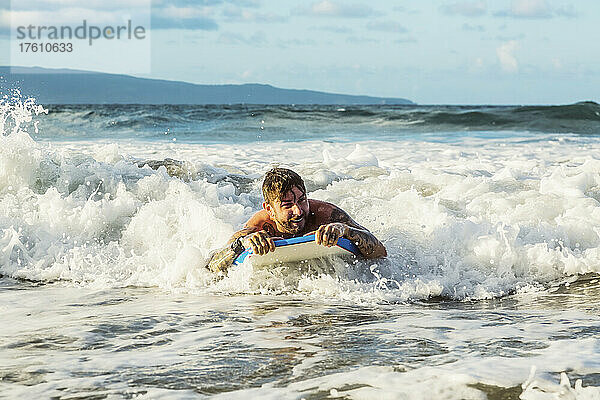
1, 101, 600, 398
1, 276, 599, 398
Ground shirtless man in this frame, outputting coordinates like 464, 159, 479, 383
206, 167, 387, 273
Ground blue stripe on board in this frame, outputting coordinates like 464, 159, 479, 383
233, 234, 360, 265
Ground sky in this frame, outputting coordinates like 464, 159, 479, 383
1, 0, 599, 104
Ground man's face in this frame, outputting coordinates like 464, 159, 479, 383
265, 186, 309, 234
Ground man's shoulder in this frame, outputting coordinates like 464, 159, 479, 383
309, 198, 361, 227
308, 199, 347, 221
246, 209, 270, 226
308, 199, 336, 212
243, 210, 279, 235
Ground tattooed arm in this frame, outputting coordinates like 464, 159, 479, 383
205, 212, 280, 274
315, 206, 387, 259
205, 227, 257, 274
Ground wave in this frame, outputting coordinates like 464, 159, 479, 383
2, 95, 600, 302
417, 102, 600, 133
30, 102, 600, 141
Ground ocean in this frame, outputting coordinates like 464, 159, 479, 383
1, 98, 600, 399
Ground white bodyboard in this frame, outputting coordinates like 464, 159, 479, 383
234, 234, 360, 267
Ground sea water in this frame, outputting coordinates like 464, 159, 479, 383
1, 97, 600, 399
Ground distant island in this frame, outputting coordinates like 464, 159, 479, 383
0, 66, 414, 105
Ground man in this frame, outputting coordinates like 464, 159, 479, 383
206, 167, 387, 273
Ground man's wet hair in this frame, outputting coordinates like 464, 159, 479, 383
262, 167, 306, 205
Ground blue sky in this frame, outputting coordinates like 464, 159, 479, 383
1, 0, 599, 104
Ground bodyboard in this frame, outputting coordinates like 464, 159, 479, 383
233, 234, 360, 267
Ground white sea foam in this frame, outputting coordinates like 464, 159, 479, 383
210, 365, 600, 400
1, 99, 600, 303
1, 281, 598, 399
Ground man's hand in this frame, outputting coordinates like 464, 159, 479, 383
242, 230, 279, 255
315, 223, 349, 247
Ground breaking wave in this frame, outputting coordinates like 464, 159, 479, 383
1, 95, 600, 302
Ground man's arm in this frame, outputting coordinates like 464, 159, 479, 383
205, 227, 257, 274
205, 212, 280, 274
316, 206, 387, 259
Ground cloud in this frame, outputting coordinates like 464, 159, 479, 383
464, 57, 487, 73
152, 2, 272, 30
8, 9, 144, 27
4, 0, 260, 13
314, 25, 353, 34
279, 38, 318, 47
395, 37, 417, 44
494, 33, 525, 41
496, 40, 518, 72
152, 15, 218, 30
554, 5, 578, 18
462, 23, 485, 32
3, 1, 266, 32
221, 6, 287, 23
0, 9, 9, 30
7, 0, 261, 11
393, 6, 419, 14
441, 1, 487, 17
217, 31, 246, 44
250, 30, 267, 45
154, 0, 260, 7
8, 0, 151, 12
152, 6, 218, 30
3, 3, 218, 32
345, 36, 378, 44
366, 20, 407, 33
295, 1, 378, 18
552, 58, 562, 70
158, 5, 214, 19
217, 30, 267, 45
494, 0, 556, 18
